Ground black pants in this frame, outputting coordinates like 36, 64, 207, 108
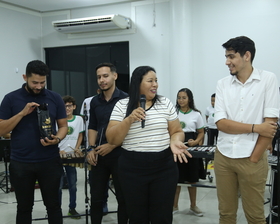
119, 148, 178, 224
9, 157, 63, 224
90, 156, 128, 224
207, 128, 219, 146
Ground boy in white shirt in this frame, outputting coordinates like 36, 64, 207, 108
59, 95, 85, 219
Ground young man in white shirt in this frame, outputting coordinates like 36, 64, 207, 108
214, 36, 280, 224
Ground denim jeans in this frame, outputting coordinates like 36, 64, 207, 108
9, 157, 63, 224
59, 165, 77, 209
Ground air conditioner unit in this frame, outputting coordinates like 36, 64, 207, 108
52, 14, 131, 34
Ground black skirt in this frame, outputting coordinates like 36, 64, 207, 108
177, 132, 205, 183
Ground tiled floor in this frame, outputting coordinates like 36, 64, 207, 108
0, 160, 273, 224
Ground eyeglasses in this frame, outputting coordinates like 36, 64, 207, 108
65, 104, 74, 108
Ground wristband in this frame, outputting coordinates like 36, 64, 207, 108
252, 124, 255, 133
57, 137, 61, 143
87, 145, 95, 152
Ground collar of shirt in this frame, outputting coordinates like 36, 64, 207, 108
98, 87, 120, 102
231, 67, 261, 85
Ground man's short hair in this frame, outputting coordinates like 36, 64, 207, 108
222, 36, 256, 63
95, 62, 117, 73
26, 60, 49, 77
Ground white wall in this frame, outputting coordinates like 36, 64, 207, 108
191, 0, 280, 115
1, 0, 280, 125
0, 4, 42, 102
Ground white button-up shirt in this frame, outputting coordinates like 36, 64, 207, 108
214, 68, 280, 158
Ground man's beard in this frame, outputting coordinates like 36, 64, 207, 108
99, 84, 112, 92
26, 83, 45, 96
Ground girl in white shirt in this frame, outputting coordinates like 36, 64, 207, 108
173, 88, 205, 217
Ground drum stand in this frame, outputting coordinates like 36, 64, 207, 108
0, 140, 10, 194
269, 136, 280, 224
277, 135, 280, 224
83, 148, 90, 224
205, 127, 214, 183
82, 109, 90, 224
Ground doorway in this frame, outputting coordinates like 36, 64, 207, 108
45, 41, 129, 113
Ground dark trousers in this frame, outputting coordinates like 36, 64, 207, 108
9, 157, 63, 224
90, 156, 128, 224
119, 149, 178, 224
207, 128, 219, 146
88, 170, 109, 208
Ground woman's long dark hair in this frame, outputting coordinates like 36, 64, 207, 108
126, 66, 159, 117
175, 88, 200, 113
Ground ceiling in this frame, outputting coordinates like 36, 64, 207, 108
0, 0, 144, 12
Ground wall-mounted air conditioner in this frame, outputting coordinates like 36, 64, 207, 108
52, 14, 131, 34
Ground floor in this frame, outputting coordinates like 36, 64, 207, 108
0, 159, 273, 224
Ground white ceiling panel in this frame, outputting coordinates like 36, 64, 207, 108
0, 0, 144, 12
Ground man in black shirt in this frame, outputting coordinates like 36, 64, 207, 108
87, 62, 128, 224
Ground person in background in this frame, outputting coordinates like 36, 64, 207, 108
106, 66, 191, 223
173, 88, 205, 217
214, 36, 280, 224
80, 89, 109, 215
59, 95, 84, 219
80, 89, 101, 148
205, 93, 218, 145
0, 60, 68, 224
86, 62, 128, 224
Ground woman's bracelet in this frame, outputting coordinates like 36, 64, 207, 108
252, 124, 255, 133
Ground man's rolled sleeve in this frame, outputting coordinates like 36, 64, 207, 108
264, 108, 279, 118
214, 111, 227, 124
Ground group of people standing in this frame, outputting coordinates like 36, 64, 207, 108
0, 35, 279, 224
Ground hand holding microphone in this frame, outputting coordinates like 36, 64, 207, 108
140, 94, 146, 128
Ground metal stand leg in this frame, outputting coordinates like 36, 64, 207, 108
0, 147, 10, 193
270, 168, 278, 224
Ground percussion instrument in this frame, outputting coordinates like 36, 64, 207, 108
268, 154, 278, 166
187, 146, 216, 159
187, 147, 279, 166
60, 153, 90, 169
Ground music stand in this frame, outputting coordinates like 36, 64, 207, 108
0, 139, 10, 193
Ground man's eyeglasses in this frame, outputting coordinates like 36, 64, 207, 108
65, 104, 74, 108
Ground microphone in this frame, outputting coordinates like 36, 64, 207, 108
84, 102, 88, 121
139, 94, 146, 128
